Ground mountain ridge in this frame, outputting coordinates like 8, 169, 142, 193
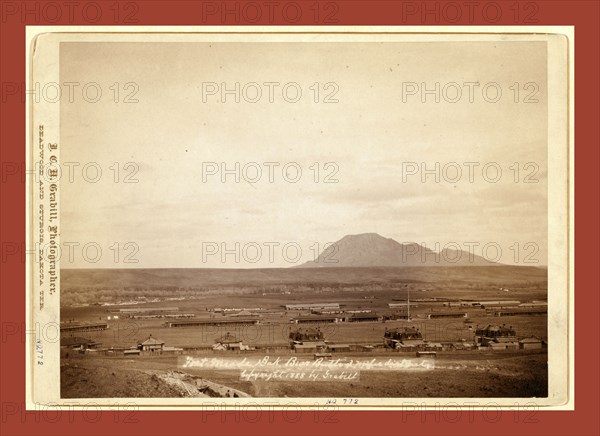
296, 232, 498, 268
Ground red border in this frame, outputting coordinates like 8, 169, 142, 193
1, 1, 598, 435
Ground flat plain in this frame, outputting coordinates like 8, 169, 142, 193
60, 266, 549, 398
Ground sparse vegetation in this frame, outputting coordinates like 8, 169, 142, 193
60, 266, 548, 399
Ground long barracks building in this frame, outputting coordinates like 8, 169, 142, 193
60, 323, 109, 333
165, 318, 260, 328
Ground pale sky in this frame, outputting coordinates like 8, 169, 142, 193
60, 39, 548, 268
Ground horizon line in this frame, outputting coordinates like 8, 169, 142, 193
60, 264, 549, 271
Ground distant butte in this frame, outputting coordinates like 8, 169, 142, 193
295, 233, 498, 268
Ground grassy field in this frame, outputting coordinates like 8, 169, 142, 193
61, 350, 548, 398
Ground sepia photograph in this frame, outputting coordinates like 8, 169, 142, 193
27, 29, 570, 407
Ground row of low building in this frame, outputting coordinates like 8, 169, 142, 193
288, 328, 354, 354
61, 322, 545, 357
214, 308, 264, 313
474, 324, 544, 350
60, 322, 109, 333
122, 335, 184, 355
382, 325, 544, 352
164, 317, 261, 328
289, 337, 529, 355
115, 307, 180, 313
491, 308, 547, 317
61, 336, 102, 351
290, 313, 383, 324
60, 333, 184, 356
210, 333, 254, 351
284, 303, 341, 311
62, 307, 546, 333
162, 309, 544, 328
122, 333, 257, 354
285, 300, 546, 312
383, 327, 468, 351
440, 300, 548, 309
129, 313, 195, 319
426, 312, 468, 319
388, 303, 419, 309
